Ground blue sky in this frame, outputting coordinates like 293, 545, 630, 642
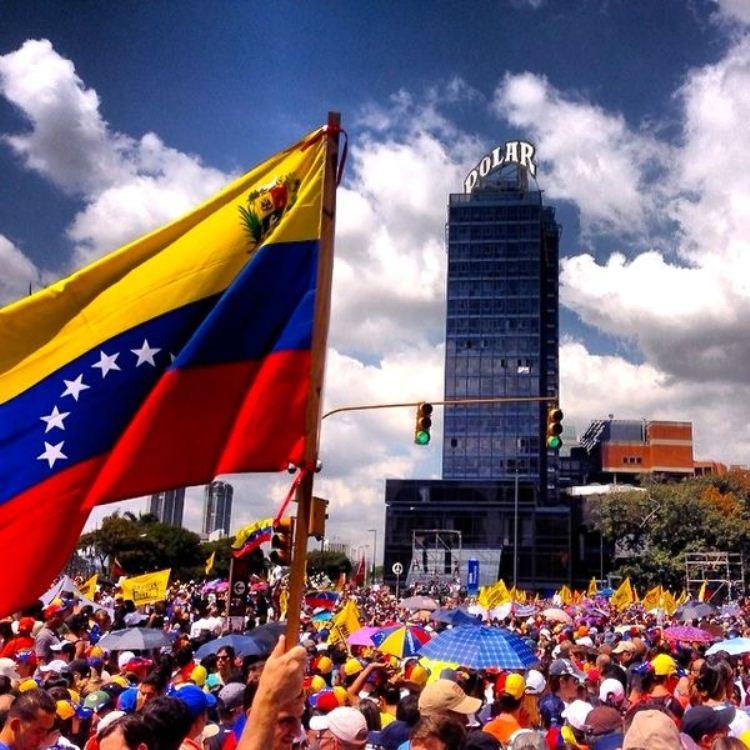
2, 1, 750, 550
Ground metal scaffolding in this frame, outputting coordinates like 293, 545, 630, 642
684, 552, 745, 602
407, 529, 462, 588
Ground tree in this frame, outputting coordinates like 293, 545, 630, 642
594, 471, 750, 590
306, 550, 352, 582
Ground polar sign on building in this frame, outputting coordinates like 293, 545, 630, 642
464, 140, 537, 193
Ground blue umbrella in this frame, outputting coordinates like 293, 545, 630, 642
195, 634, 264, 660
419, 625, 538, 669
431, 608, 481, 627
706, 638, 750, 657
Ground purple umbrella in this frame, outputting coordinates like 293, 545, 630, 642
347, 626, 380, 647
663, 626, 716, 643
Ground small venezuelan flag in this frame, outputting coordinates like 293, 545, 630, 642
232, 518, 274, 558
0, 125, 332, 616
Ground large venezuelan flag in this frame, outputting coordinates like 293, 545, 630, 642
0, 126, 332, 616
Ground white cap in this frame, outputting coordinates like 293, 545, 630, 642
96, 711, 126, 735
524, 669, 546, 696
118, 651, 136, 670
575, 636, 594, 647
39, 659, 68, 673
0, 658, 20, 681
309, 707, 368, 744
562, 700, 593, 732
599, 678, 625, 706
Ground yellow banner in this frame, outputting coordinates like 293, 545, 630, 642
121, 569, 171, 606
327, 599, 362, 646
205, 551, 216, 576
641, 585, 662, 611
79, 574, 98, 600
610, 577, 634, 611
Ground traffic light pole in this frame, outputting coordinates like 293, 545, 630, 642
322, 395, 559, 421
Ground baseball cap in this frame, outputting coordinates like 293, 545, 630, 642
18, 678, 38, 693
0, 658, 21, 681
84, 690, 113, 712
650, 654, 677, 677
190, 664, 208, 687
118, 687, 139, 714
562, 700, 593, 732
599, 678, 625, 706
622, 709, 682, 749
309, 706, 368, 745
418, 679, 482, 716
39, 659, 69, 674
504, 674, 526, 700
304, 675, 327, 694
332, 686, 349, 706
611, 641, 636, 655
586, 706, 622, 736
173, 683, 217, 719
96, 711, 126, 736
681, 706, 735, 742
17, 617, 35, 635
218, 682, 245, 711
316, 656, 333, 674
344, 658, 363, 677
548, 659, 585, 681
310, 689, 340, 714
117, 651, 136, 670
525, 669, 546, 696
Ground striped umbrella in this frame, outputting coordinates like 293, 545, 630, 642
371, 625, 431, 658
663, 626, 716, 643
419, 625, 538, 670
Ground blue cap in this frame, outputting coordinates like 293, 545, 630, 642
172, 684, 217, 719
118, 687, 139, 714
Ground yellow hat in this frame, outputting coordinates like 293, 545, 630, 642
738, 729, 750, 749
305, 675, 326, 694
504, 673, 526, 700
332, 686, 349, 706
651, 654, 677, 677
316, 656, 333, 675
88, 646, 105, 658
56, 700, 76, 721
68, 689, 81, 706
344, 658, 363, 677
19, 678, 38, 693
405, 663, 428, 687
110, 675, 130, 689
190, 665, 208, 687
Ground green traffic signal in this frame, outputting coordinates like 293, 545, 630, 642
414, 402, 433, 446
547, 435, 562, 449
415, 430, 430, 445
546, 404, 564, 451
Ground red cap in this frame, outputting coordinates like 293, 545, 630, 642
18, 617, 35, 635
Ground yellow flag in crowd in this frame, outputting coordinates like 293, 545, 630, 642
610, 577, 634, 610
558, 585, 573, 605
662, 589, 677, 616
79, 574, 98, 600
641, 585, 662, 611
698, 580, 708, 602
327, 599, 362, 646
121, 569, 171, 606
676, 589, 689, 606
509, 586, 527, 604
279, 588, 289, 620
205, 551, 216, 576
587, 577, 598, 598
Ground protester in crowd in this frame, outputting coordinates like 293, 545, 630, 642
0, 690, 57, 750
409, 715, 466, 750
98, 715, 155, 750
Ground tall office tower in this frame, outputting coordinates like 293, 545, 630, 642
442, 158, 560, 499
148, 488, 185, 527
202, 480, 234, 536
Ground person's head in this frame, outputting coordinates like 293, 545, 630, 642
599, 677, 625, 708
650, 654, 679, 692
710, 738, 746, 750
584, 705, 622, 746
172, 684, 216, 739
417, 679, 481, 726
622, 708, 682, 750
0, 689, 57, 750
140, 696, 192, 750
681, 706, 733, 749
274, 697, 305, 750
548, 659, 583, 702
410, 715, 466, 750
396, 694, 420, 726
611, 641, 636, 666
311, 706, 366, 750
99, 714, 155, 750
216, 682, 244, 723
216, 647, 235, 674
696, 660, 734, 703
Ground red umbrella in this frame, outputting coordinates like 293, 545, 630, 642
663, 625, 716, 643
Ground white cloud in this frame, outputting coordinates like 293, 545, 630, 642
0, 39, 228, 267
0, 234, 40, 304
492, 72, 670, 235
712, 0, 750, 27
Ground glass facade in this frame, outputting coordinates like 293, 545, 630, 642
442, 167, 560, 499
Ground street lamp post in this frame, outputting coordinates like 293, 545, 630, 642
368, 528, 377, 584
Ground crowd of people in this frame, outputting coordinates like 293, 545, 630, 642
2, 578, 750, 750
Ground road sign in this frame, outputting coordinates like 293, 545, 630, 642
392, 562, 403, 576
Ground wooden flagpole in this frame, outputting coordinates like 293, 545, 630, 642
284, 112, 340, 647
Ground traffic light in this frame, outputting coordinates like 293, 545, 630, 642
546, 404, 564, 450
414, 402, 433, 445
270, 517, 295, 566
309, 496, 329, 540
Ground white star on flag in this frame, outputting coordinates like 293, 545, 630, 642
40, 405, 70, 433
92, 350, 121, 378
61, 374, 90, 401
131, 339, 161, 367
37, 441, 67, 469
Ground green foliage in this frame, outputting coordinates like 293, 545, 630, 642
593, 471, 750, 589
306, 550, 352, 582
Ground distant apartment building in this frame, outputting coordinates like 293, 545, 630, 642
149, 488, 185, 527
202, 481, 233, 537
